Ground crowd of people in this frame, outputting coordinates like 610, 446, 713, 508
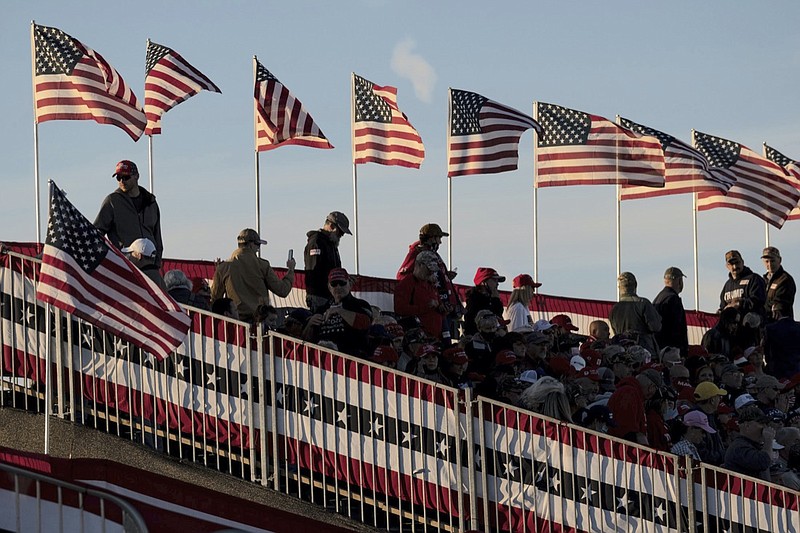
94, 159, 800, 490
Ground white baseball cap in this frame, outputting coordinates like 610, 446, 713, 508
121, 238, 156, 257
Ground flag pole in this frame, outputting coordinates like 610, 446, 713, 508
253, 56, 261, 238
762, 143, 770, 247
146, 39, 154, 193
532, 101, 539, 284
615, 115, 621, 300
691, 129, 700, 311
447, 89, 453, 267
350, 73, 360, 274
30, 21, 42, 244
148, 135, 154, 192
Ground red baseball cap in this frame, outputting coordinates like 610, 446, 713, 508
371, 345, 399, 363
575, 367, 601, 382
550, 314, 579, 331
328, 268, 350, 283
443, 346, 468, 365
495, 349, 518, 366
474, 267, 505, 285
113, 160, 138, 178
512, 274, 541, 289
415, 343, 439, 359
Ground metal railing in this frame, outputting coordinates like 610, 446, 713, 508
2, 248, 799, 532
0, 461, 148, 533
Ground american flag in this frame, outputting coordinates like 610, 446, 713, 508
694, 132, 800, 228
447, 89, 541, 177
36, 182, 190, 361
254, 59, 332, 151
618, 117, 734, 200
32, 24, 146, 141
764, 143, 800, 221
352, 74, 424, 168
144, 40, 221, 136
535, 102, 665, 188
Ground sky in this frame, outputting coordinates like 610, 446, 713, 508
2, 1, 800, 315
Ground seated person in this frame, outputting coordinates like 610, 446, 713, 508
308, 268, 373, 357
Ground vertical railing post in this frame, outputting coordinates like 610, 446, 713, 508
463, 387, 479, 532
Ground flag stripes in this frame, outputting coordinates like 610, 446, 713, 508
35, 183, 189, 361
764, 143, 800, 221
144, 41, 220, 135
448, 89, 541, 177
254, 59, 332, 151
352, 74, 424, 168
33, 24, 146, 141
619, 117, 734, 200
695, 132, 800, 228
536, 102, 665, 188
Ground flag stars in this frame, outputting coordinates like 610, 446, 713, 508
336, 407, 348, 428
303, 397, 318, 416
401, 427, 417, 445
450, 89, 486, 135
354, 75, 391, 123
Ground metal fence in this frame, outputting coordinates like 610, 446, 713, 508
0, 461, 148, 533
2, 249, 799, 532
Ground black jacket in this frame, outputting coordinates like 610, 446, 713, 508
719, 267, 766, 317
94, 187, 163, 266
653, 286, 688, 356
764, 266, 796, 319
304, 229, 341, 298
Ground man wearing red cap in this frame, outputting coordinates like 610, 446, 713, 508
394, 251, 449, 341
503, 274, 541, 332
396, 223, 461, 338
464, 267, 505, 336
94, 160, 163, 267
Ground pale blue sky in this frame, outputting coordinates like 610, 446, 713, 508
2, 1, 799, 314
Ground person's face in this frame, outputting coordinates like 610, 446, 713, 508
726, 258, 744, 278
450, 361, 468, 377
526, 341, 547, 360
763, 256, 781, 275
686, 426, 706, 444
328, 278, 351, 301
777, 390, 795, 412
477, 315, 499, 334
116, 173, 139, 194
391, 337, 403, 353
484, 278, 500, 292
696, 367, 715, 384
424, 236, 442, 251
613, 361, 632, 379
421, 353, 439, 371
759, 385, 780, 403
264, 312, 278, 328
739, 419, 765, 441
666, 276, 684, 294
721, 369, 743, 389
512, 340, 527, 358
592, 322, 610, 341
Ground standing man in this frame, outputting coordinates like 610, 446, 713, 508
95, 160, 163, 267
653, 266, 689, 357
211, 229, 295, 323
719, 250, 766, 319
397, 223, 461, 339
304, 211, 351, 313
762, 246, 796, 320
609, 272, 662, 356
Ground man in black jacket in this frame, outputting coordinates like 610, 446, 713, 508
653, 266, 689, 357
94, 160, 163, 267
762, 246, 796, 320
719, 250, 766, 320
304, 211, 351, 313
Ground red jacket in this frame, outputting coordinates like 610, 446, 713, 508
607, 376, 646, 441
394, 275, 444, 339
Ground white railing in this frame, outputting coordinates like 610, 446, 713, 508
2, 249, 799, 532
0, 461, 148, 533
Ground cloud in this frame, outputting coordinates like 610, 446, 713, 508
391, 39, 436, 103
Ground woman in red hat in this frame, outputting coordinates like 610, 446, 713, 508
463, 267, 505, 336
504, 274, 541, 332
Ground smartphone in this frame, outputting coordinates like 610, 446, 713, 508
288, 249, 294, 261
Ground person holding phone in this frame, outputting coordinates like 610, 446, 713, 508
211, 228, 296, 323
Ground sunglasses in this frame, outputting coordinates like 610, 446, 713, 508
116, 174, 135, 181
329, 280, 348, 287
